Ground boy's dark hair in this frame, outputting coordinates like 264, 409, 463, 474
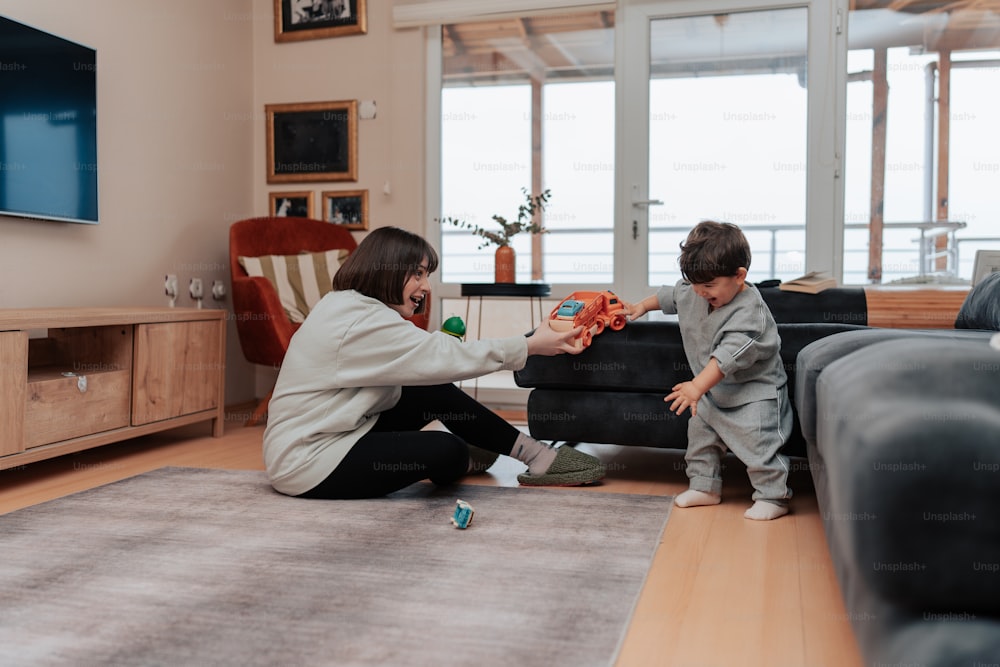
678, 220, 751, 284
332, 226, 438, 314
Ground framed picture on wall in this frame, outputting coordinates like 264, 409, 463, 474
274, 0, 367, 42
269, 190, 314, 218
322, 189, 368, 231
266, 100, 358, 183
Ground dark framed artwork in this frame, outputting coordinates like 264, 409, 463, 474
322, 189, 368, 231
266, 100, 358, 183
269, 190, 314, 218
274, 0, 367, 42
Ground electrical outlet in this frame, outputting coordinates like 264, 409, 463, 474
164, 274, 178, 299
189, 278, 204, 300
211, 279, 226, 300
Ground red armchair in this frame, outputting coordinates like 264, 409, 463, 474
229, 216, 430, 425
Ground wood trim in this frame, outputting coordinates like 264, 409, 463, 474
868, 48, 888, 282
0, 307, 224, 330
0, 410, 222, 471
935, 50, 952, 271
864, 286, 968, 328
0, 331, 27, 457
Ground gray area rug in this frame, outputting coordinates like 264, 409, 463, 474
0, 467, 671, 666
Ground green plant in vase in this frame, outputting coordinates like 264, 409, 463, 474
438, 188, 550, 283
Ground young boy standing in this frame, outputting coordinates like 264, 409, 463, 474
625, 220, 792, 520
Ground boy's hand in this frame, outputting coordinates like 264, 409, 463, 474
669, 359, 723, 416
623, 294, 658, 321
665, 381, 705, 416
623, 300, 647, 320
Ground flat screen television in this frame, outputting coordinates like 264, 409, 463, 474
0, 15, 98, 224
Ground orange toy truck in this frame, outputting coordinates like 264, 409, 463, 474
547, 290, 628, 348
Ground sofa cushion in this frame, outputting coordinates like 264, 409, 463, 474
525, 388, 690, 450
517, 321, 865, 396
515, 322, 686, 393
238, 249, 349, 323
758, 285, 867, 324
812, 338, 1000, 613
955, 271, 1000, 330
794, 328, 996, 451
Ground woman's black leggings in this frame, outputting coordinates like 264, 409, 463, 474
299, 383, 521, 499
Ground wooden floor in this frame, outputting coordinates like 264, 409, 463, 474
0, 410, 863, 667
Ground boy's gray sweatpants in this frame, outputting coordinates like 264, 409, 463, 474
684, 385, 793, 504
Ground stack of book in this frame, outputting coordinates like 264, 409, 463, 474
778, 271, 837, 294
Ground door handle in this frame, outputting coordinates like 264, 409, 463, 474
631, 198, 663, 207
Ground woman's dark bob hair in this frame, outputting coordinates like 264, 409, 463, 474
332, 226, 438, 314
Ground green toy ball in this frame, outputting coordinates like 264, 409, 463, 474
441, 316, 466, 339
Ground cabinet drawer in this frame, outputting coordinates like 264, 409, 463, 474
132, 320, 223, 425
24, 370, 131, 448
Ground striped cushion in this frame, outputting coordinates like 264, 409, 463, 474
238, 249, 350, 323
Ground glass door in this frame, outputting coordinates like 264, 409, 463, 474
619, 1, 813, 296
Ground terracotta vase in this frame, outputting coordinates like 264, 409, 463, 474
494, 245, 516, 283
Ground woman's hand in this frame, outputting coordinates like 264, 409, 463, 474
526, 323, 585, 356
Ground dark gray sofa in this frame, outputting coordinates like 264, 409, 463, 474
794, 274, 1000, 665
514, 286, 869, 457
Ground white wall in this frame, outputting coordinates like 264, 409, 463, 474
249, 0, 428, 398
251, 0, 427, 240
0, 1, 429, 406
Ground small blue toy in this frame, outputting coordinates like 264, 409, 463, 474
450, 499, 475, 529
556, 300, 584, 317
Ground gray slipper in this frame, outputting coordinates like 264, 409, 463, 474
516, 445, 605, 486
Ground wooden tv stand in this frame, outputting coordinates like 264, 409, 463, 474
0, 307, 225, 471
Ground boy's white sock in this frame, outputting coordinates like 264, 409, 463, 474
674, 489, 721, 508
744, 500, 789, 521
510, 432, 558, 475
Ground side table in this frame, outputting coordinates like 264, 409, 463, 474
460, 283, 552, 338
458, 283, 552, 400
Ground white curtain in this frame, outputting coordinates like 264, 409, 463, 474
392, 0, 616, 28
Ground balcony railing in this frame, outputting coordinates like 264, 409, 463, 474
441, 221, 998, 285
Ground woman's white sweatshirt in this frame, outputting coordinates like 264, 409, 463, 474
263, 289, 529, 496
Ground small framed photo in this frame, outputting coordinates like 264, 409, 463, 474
274, 0, 367, 43
322, 189, 368, 231
972, 249, 1000, 286
266, 100, 358, 184
269, 191, 314, 218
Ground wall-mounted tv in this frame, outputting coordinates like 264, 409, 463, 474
0, 15, 98, 224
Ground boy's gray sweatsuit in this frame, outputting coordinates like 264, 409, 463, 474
657, 281, 793, 504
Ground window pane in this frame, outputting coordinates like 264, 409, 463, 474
950, 54, 1000, 279
439, 11, 615, 284
845, 7, 1000, 283
440, 86, 531, 283
647, 9, 808, 287
542, 81, 615, 283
